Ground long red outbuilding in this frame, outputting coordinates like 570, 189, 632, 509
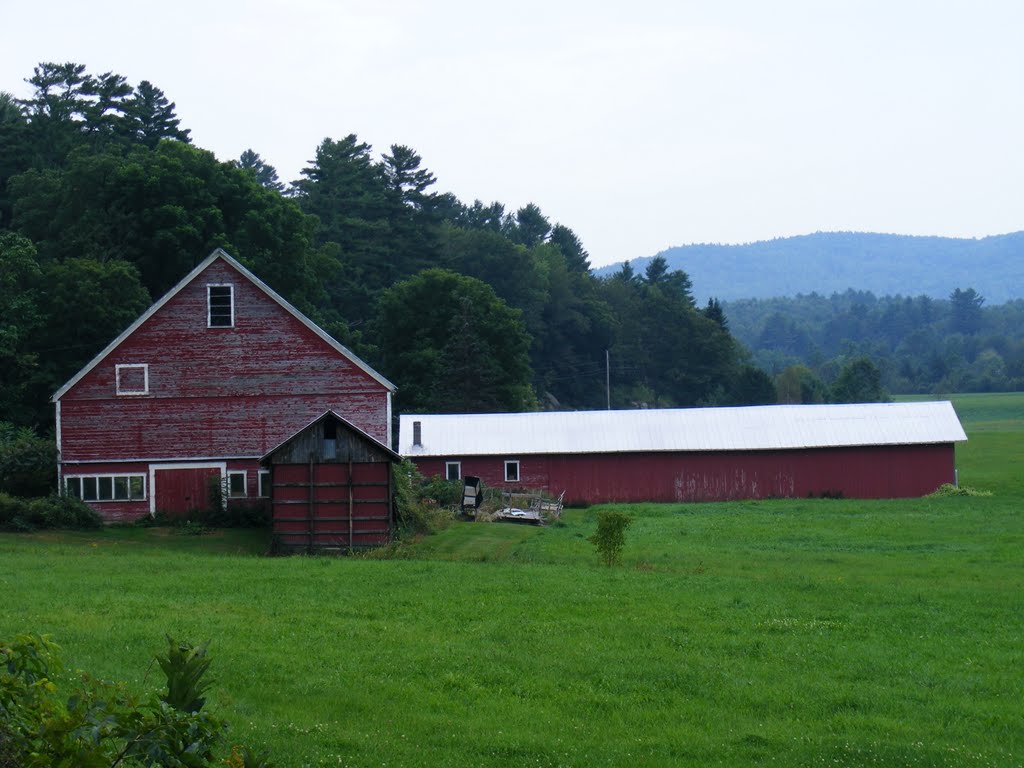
399, 404, 968, 504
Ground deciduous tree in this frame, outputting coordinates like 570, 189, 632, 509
375, 269, 535, 413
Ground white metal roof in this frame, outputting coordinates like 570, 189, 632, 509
399, 401, 967, 457
52, 249, 395, 401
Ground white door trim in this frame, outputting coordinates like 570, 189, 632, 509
149, 461, 227, 517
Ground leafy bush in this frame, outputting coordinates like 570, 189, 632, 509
419, 475, 463, 508
0, 423, 55, 498
588, 510, 633, 566
0, 492, 102, 531
0, 634, 273, 767
393, 460, 454, 536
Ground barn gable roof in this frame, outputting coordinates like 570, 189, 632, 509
400, 401, 967, 457
261, 409, 401, 464
52, 248, 395, 401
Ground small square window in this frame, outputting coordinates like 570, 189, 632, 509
129, 476, 145, 500
258, 470, 271, 499
504, 460, 520, 483
445, 462, 461, 481
208, 285, 234, 328
227, 471, 247, 498
97, 477, 114, 501
66, 477, 82, 499
116, 364, 149, 395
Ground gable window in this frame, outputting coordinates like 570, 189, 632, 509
445, 461, 461, 481
504, 460, 520, 483
66, 474, 145, 502
115, 364, 149, 396
323, 418, 338, 460
227, 471, 247, 498
208, 285, 234, 327
258, 470, 271, 499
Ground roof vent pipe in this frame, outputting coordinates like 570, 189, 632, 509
413, 421, 422, 447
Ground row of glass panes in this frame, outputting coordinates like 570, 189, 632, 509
66, 475, 145, 502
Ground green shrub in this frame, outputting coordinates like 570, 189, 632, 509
0, 423, 56, 498
0, 634, 274, 767
588, 510, 634, 566
0, 493, 27, 529
394, 460, 454, 536
0, 493, 102, 532
420, 475, 463, 508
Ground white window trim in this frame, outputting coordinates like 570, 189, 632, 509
227, 470, 247, 498
207, 284, 235, 328
65, 473, 147, 502
115, 364, 149, 396
504, 460, 520, 483
258, 470, 271, 499
445, 461, 461, 481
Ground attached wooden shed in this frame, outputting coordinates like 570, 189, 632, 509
262, 410, 400, 552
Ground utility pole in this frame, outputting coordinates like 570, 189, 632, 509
606, 349, 611, 410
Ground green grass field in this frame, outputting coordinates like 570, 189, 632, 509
1, 393, 1022, 767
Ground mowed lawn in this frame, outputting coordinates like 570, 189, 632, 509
1, 394, 1022, 767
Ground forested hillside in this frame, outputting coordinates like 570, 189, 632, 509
0, 62, 768, 434
726, 289, 1024, 395
596, 231, 1024, 304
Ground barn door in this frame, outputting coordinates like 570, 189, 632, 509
151, 464, 224, 518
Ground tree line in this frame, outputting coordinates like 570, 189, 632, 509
1, 61, 792, 435
725, 288, 1024, 396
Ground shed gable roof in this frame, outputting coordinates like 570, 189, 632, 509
261, 409, 401, 463
400, 401, 967, 457
52, 249, 395, 401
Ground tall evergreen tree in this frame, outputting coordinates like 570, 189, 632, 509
511, 203, 551, 248
236, 148, 284, 192
123, 80, 191, 147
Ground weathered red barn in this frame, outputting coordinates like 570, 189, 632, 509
53, 249, 395, 523
262, 410, 400, 552
399, 402, 967, 504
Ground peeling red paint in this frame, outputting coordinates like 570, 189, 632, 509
56, 256, 392, 522
412, 444, 957, 505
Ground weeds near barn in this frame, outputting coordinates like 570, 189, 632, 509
928, 483, 993, 497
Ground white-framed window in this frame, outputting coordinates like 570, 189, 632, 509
227, 470, 247, 498
258, 470, 271, 499
504, 460, 520, 483
66, 474, 146, 502
115, 364, 149, 396
445, 461, 461, 481
207, 284, 234, 328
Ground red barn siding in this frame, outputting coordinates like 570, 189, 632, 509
413, 444, 956, 504
60, 260, 388, 458
270, 462, 392, 550
55, 254, 393, 523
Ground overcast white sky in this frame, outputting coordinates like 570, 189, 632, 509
3, 0, 1022, 267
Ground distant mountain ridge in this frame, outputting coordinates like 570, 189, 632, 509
593, 231, 1024, 304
